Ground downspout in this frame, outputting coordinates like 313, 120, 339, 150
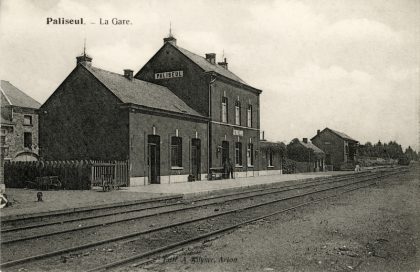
208, 73, 216, 179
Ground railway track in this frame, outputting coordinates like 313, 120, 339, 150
1, 172, 374, 244
1, 171, 368, 231
0, 167, 408, 272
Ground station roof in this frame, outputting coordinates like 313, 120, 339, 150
175, 45, 248, 85
83, 64, 203, 117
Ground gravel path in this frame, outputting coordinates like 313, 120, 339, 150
135, 165, 419, 272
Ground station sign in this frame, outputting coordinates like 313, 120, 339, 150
155, 70, 184, 80
233, 129, 243, 136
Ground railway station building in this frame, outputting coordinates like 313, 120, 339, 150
39, 33, 274, 186
135, 34, 263, 179
39, 54, 208, 186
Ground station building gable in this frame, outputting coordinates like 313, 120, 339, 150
135, 35, 265, 177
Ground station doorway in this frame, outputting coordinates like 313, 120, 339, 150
191, 138, 201, 180
148, 135, 160, 184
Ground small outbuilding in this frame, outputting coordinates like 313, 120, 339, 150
311, 128, 358, 170
287, 138, 325, 172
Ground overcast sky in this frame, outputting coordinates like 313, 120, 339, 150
1, 0, 419, 150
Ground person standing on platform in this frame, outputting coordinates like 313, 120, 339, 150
223, 159, 229, 179
228, 158, 234, 179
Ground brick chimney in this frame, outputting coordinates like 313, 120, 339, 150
124, 69, 133, 80
218, 58, 228, 69
205, 53, 216, 64
303, 138, 308, 143
317, 129, 320, 135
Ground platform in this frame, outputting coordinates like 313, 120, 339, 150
0, 171, 352, 219
123, 171, 351, 198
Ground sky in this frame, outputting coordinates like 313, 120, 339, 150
0, 0, 419, 151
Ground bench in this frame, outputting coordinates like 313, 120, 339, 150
209, 167, 226, 180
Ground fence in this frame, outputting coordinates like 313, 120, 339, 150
90, 160, 129, 188
4, 160, 129, 190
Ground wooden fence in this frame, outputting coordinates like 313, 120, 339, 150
4, 160, 129, 190
90, 160, 129, 188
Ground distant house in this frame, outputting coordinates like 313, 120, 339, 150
1, 80, 41, 162
287, 138, 326, 172
311, 128, 358, 170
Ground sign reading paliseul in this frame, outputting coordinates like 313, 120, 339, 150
155, 70, 184, 80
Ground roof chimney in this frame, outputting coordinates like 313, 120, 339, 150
124, 69, 133, 80
76, 53, 92, 67
205, 53, 216, 64
303, 138, 308, 143
218, 58, 228, 69
317, 129, 320, 135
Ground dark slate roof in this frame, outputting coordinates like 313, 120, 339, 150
83, 65, 203, 117
174, 45, 248, 85
300, 141, 325, 154
0, 80, 41, 109
328, 128, 358, 142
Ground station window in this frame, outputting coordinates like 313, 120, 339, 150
222, 96, 228, 123
171, 136, 182, 167
235, 142, 242, 166
24, 132, 32, 149
235, 100, 241, 126
247, 105, 252, 127
1, 129, 6, 146
247, 143, 254, 167
24, 115, 32, 125
268, 150, 274, 167
1, 135, 5, 146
